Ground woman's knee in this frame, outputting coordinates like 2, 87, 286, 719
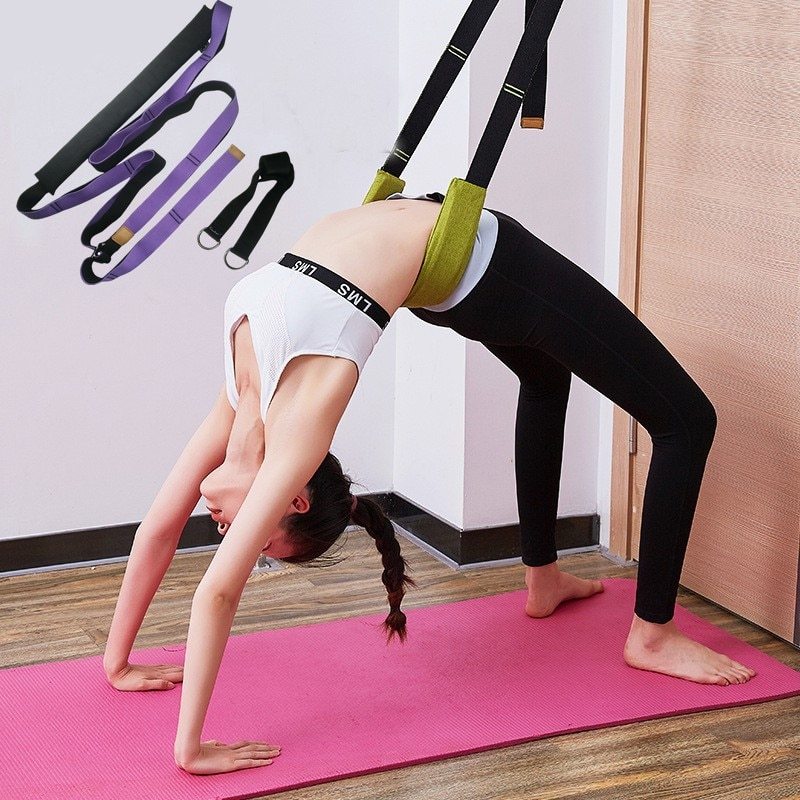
683, 390, 718, 450
645, 387, 717, 451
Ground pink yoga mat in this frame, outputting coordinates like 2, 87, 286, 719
2, 577, 799, 800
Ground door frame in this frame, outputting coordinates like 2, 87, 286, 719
609, 0, 648, 562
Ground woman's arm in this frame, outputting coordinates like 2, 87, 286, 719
173, 386, 348, 772
103, 385, 234, 681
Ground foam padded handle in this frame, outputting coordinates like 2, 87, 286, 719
362, 169, 406, 204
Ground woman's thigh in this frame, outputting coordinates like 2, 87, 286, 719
409, 208, 714, 435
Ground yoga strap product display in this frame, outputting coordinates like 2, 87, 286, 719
198, 151, 295, 269
363, 0, 565, 308
17, 1, 240, 284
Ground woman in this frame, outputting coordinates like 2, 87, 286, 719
102, 191, 755, 775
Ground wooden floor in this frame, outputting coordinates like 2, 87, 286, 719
2, 527, 799, 799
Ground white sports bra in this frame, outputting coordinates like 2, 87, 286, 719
224, 195, 496, 421
223, 263, 384, 422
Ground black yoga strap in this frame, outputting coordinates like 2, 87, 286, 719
379, 0, 564, 189
17, 5, 216, 214
521, 0, 548, 127
467, 0, 564, 187
199, 151, 295, 268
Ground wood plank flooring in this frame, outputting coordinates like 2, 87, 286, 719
1, 528, 798, 799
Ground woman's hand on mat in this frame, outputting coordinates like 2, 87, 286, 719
105, 662, 184, 691
176, 739, 282, 775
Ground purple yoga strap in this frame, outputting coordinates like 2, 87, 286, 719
84, 145, 245, 283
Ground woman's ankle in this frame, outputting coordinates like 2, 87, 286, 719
525, 560, 559, 573
525, 561, 559, 584
628, 613, 677, 646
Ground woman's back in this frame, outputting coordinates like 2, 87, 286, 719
288, 196, 442, 316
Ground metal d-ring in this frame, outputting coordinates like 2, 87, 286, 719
197, 229, 221, 250
224, 249, 249, 270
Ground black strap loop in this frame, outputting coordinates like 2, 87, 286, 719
199, 151, 294, 266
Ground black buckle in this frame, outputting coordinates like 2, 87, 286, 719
89, 239, 120, 265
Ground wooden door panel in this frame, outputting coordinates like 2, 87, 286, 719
628, 0, 800, 642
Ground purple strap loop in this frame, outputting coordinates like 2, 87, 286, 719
84, 144, 245, 284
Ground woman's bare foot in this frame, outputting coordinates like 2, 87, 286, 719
624, 614, 757, 685
524, 562, 604, 618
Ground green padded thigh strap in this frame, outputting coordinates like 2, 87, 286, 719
403, 178, 486, 308
361, 171, 486, 309
363, 169, 406, 204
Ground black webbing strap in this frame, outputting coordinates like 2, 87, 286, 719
379, 0, 500, 180
467, 0, 564, 187
198, 151, 294, 269
380, 0, 562, 188
17, 5, 215, 213
520, 47, 547, 125
521, 0, 547, 127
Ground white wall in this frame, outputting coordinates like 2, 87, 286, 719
2, 0, 630, 557
392, 0, 474, 524
0, 0, 398, 541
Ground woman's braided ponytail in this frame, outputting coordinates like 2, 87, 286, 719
351, 495, 418, 644
279, 451, 417, 643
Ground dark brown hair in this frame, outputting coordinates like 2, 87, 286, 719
280, 451, 417, 643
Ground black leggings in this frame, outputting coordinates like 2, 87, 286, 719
410, 208, 717, 624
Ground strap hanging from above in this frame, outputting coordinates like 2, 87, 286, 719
520, 47, 547, 128
466, 0, 564, 189
362, 0, 566, 308
364, 0, 500, 202
198, 151, 295, 269
365, 0, 558, 202
521, 0, 548, 128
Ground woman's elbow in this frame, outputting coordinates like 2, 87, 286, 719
192, 582, 240, 611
